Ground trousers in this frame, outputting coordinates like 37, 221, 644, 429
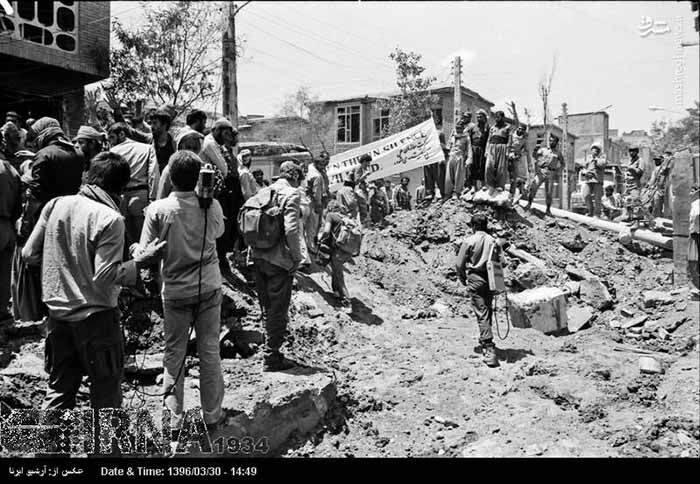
0, 219, 14, 316
423, 163, 439, 198
444, 156, 465, 198
162, 288, 223, 429
119, 188, 148, 246
253, 259, 294, 356
43, 308, 123, 410
466, 272, 493, 346
582, 182, 603, 217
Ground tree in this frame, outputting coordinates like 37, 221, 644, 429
108, 1, 239, 119
538, 53, 557, 142
650, 101, 700, 153
278, 86, 316, 120
380, 48, 439, 136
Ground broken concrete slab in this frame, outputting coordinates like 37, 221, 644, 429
621, 315, 648, 329
565, 265, 597, 281
188, 359, 336, 456
508, 287, 568, 334
567, 305, 595, 333
564, 281, 581, 297
639, 357, 663, 375
642, 290, 675, 308
512, 263, 550, 290
579, 279, 614, 311
620, 306, 636, 318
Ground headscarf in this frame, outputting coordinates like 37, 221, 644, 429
29, 117, 65, 150
78, 184, 120, 212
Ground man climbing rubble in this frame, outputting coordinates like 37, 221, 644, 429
455, 213, 502, 368
250, 161, 304, 372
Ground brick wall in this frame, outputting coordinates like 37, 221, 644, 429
0, 1, 110, 78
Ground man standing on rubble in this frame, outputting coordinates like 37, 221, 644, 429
576, 142, 607, 218
251, 161, 304, 372
467, 109, 490, 192
393, 176, 412, 211
305, 154, 329, 254
139, 150, 226, 433
443, 119, 472, 198
508, 124, 531, 202
455, 213, 500, 368
22, 152, 166, 409
622, 146, 645, 224
108, 122, 160, 245
647, 154, 670, 218
525, 134, 565, 216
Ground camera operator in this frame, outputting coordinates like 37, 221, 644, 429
139, 150, 226, 434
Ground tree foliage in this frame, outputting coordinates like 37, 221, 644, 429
278, 86, 316, 120
650, 101, 700, 153
109, 1, 236, 118
380, 48, 439, 135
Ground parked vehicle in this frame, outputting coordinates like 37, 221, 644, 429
238, 141, 312, 181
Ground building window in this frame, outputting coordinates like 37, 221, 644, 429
1, 1, 78, 53
372, 108, 390, 140
337, 104, 361, 144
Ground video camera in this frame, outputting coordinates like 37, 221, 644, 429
197, 163, 216, 209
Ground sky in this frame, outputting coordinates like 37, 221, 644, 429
110, 1, 700, 133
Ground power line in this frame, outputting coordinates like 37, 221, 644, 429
252, 5, 396, 72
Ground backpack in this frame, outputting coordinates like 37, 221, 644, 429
237, 187, 284, 249
332, 216, 363, 256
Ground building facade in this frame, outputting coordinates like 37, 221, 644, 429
310, 85, 494, 200
0, 1, 110, 136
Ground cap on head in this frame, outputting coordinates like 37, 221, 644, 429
75, 125, 104, 141
590, 142, 602, 151
239, 149, 252, 158
279, 160, 301, 178
628, 146, 639, 152
213, 117, 234, 130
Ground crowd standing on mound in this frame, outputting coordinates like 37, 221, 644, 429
0, 101, 698, 437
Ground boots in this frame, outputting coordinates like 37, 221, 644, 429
482, 345, 498, 367
263, 351, 297, 372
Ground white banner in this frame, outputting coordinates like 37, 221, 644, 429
327, 119, 445, 191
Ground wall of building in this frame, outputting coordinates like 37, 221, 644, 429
560, 112, 609, 165
0, 1, 110, 78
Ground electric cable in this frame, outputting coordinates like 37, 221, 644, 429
124, 201, 210, 404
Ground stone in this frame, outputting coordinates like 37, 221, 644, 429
657, 328, 670, 340
642, 290, 675, 308
620, 307, 636, 317
512, 263, 550, 290
565, 265, 597, 281
579, 279, 614, 311
564, 281, 580, 297
308, 308, 325, 319
567, 305, 595, 333
124, 353, 164, 376
608, 319, 622, 329
507, 287, 568, 334
429, 301, 451, 317
639, 357, 663, 374
621, 315, 648, 329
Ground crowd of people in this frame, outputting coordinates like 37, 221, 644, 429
0, 100, 697, 438
0, 104, 363, 437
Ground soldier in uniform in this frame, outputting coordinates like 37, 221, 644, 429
622, 146, 645, 225
524, 134, 564, 216
575, 142, 607, 217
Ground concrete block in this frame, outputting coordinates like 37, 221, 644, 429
124, 353, 163, 376
564, 281, 580, 297
639, 357, 663, 374
507, 287, 568, 334
565, 265, 597, 281
620, 306, 636, 317
642, 290, 675, 308
579, 279, 613, 311
567, 305, 595, 333
512, 263, 550, 290
621, 315, 648, 329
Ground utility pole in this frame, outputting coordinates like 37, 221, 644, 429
452, 56, 462, 125
561, 103, 569, 210
222, 2, 238, 128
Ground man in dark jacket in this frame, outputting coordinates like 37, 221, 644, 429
18, 117, 85, 244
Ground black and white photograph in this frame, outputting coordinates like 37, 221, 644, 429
0, 0, 698, 474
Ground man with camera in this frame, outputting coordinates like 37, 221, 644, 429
139, 150, 226, 433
